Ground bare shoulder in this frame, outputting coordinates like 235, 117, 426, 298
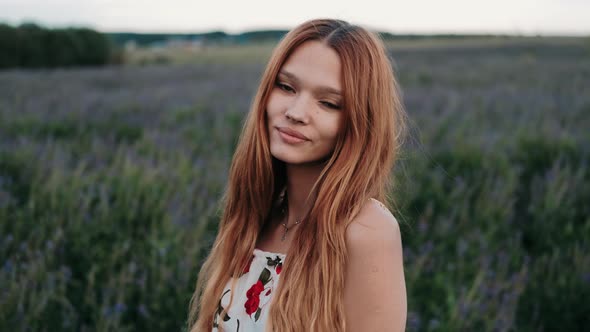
345, 198, 400, 245
343, 198, 407, 332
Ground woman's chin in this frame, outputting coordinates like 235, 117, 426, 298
271, 153, 329, 167
270, 152, 303, 165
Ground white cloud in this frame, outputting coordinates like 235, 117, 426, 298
0, 0, 588, 35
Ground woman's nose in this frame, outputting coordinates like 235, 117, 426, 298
285, 94, 311, 124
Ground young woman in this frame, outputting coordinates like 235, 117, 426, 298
187, 18, 408, 332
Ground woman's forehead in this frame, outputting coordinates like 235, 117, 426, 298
279, 41, 342, 95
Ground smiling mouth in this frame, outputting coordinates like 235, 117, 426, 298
277, 128, 308, 144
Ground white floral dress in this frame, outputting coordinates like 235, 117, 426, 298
212, 248, 286, 332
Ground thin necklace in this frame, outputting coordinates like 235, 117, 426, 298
279, 199, 302, 241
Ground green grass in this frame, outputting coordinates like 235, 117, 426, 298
1, 37, 589, 331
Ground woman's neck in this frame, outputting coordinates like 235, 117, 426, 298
284, 161, 325, 224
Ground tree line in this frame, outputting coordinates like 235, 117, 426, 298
0, 23, 115, 69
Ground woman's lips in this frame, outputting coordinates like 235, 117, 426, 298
277, 128, 308, 144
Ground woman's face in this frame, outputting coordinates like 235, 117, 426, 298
266, 40, 344, 166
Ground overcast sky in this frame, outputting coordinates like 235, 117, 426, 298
1, 0, 588, 36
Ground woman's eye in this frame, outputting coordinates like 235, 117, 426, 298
276, 82, 295, 93
321, 101, 341, 110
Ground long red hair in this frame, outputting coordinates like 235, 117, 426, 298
187, 18, 408, 332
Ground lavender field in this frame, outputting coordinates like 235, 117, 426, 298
1, 37, 589, 331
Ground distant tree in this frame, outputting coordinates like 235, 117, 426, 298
238, 30, 287, 43
18, 22, 47, 67
44, 28, 81, 66
73, 28, 111, 65
0, 24, 20, 67
200, 30, 228, 40
0, 22, 113, 69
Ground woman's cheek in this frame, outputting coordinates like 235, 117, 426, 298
321, 113, 343, 139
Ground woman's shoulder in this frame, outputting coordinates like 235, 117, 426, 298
349, 198, 398, 230
345, 198, 401, 254
343, 198, 406, 330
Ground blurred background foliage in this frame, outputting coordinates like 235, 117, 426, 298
0, 22, 589, 331
0, 23, 114, 68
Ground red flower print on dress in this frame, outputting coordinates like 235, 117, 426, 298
246, 280, 264, 297
276, 263, 282, 275
244, 280, 264, 315
244, 295, 260, 315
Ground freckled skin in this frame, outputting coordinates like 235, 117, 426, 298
266, 41, 344, 165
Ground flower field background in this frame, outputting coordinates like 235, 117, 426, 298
0, 37, 589, 331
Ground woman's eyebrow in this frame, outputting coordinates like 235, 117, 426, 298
279, 70, 342, 96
